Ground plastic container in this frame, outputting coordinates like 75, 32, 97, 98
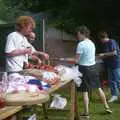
0, 72, 7, 108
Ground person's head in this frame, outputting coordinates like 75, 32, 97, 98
15, 16, 36, 36
75, 25, 90, 41
98, 31, 109, 43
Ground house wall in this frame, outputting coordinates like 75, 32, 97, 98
45, 27, 77, 65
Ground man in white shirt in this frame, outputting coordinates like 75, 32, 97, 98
75, 25, 112, 118
5, 16, 49, 72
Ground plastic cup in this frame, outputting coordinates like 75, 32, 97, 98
0, 72, 8, 109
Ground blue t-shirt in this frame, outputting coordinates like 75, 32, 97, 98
103, 39, 120, 68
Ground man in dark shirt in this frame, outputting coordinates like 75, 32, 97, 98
98, 31, 120, 102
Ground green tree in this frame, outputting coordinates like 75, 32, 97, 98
0, 0, 25, 22
3, 0, 120, 35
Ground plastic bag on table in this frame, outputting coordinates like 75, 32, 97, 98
71, 65, 82, 87
50, 94, 67, 109
54, 65, 82, 86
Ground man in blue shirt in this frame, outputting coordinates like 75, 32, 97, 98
98, 31, 120, 102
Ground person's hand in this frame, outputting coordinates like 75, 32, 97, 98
98, 53, 105, 57
96, 53, 105, 59
42, 52, 49, 60
23, 48, 32, 55
37, 58, 42, 65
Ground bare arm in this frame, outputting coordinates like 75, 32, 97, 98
96, 50, 117, 59
57, 54, 80, 64
29, 55, 42, 64
102, 50, 117, 56
6, 48, 32, 57
32, 51, 49, 60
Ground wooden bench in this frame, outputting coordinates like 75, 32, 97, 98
0, 106, 23, 120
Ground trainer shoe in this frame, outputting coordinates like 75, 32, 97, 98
80, 113, 90, 119
105, 108, 112, 114
108, 96, 118, 103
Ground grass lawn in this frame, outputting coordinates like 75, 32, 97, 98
77, 87, 120, 120
22, 87, 120, 120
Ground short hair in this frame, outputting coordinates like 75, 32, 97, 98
75, 25, 90, 37
98, 31, 108, 39
16, 16, 36, 31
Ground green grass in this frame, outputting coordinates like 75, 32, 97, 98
78, 87, 120, 120
21, 87, 120, 120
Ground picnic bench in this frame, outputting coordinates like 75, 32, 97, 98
0, 106, 23, 120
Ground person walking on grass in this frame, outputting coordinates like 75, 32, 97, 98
75, 25, 112, 118
98, 31, 120, 102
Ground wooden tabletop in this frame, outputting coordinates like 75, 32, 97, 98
47, 79, 72, 94
5, 92, 49, 106
5, 79, 72, 106
0, 106, 23, 120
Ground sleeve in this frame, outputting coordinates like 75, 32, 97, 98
110, 40, 118, 51
5, 34, 17, 53
76, 42, 84, 55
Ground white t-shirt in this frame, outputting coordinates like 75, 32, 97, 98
76, 38, 96, 66
5, 31, 36, 72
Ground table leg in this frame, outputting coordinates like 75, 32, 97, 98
42, 103, 48, 120
75, 88, 81, 120
69, 81, 75, 120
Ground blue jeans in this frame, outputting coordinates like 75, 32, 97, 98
108, 68, 120, 96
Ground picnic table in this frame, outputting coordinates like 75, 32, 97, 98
42, 79, 80, 120
3, 79, 80, 120
5, 92, 49, 106
2, 91, 49, 120
21, 68, 80, 119
2, 68, 80, 120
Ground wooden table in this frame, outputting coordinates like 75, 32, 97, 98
42, 79, 80, 120
5, 92, 49, 106
4, 92, 49, 120
1, 80, 80, 120
0, 106, 23, 120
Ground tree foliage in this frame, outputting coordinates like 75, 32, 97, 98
0, 0, 14, 22
3, 0, 120, 35
0, 0, 25, 22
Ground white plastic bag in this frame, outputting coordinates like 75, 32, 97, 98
28, 114, 36, 120
71, 65, 82, 87
50, 94, 67, 109
71, 65, 82, 77
73, 76, 82, 87
54, 65, 82, 87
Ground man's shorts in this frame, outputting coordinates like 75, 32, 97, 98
77, 64, 101, 92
